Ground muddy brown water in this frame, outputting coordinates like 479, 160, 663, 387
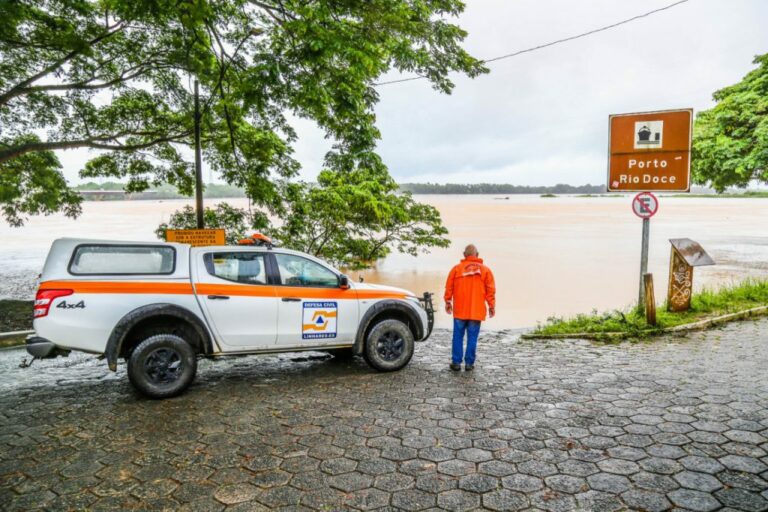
2, 195, 766, 328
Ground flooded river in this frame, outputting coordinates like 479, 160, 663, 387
2, 195, 767, 328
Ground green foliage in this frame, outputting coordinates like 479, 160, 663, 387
271, 160, 450, 268
156, 203, 268, 245
1, 0, 486, 224
693, 54, 768, 192
532, 279, 768, 338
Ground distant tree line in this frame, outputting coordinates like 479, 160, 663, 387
75, 181, 246, 200
399, 183, 605, 194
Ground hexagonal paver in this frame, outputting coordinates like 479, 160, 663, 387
482, 489, 529, 511
213, 483, 258, 505
437, 459, 475, 477
668, 489, 721, 512
597, 458, 640, 475
392, 488, 436, 511
586, 473, 631, 494
517, 459, 558, 478
458, 473, 498, 493
529, 489, 577, 512
715, 487, 768, 512
319, 457, 357, 475
544, 474, 588, 494
437, 489, 480, 512
502, 474, 543, 492
374, 472, 414, 492
621, 489, 672, 512
720, 454, 768, 474
327, 471, 372, 492
346, 488, 391, 510
673, 471, 722, 493
679, 455, 726, 474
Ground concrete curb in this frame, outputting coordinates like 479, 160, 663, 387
521, 305, 768, 341
0, 330, 33, 341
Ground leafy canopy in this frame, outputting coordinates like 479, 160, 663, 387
0, 0, 486, 225
271, 154, 449, 269
692, 53, 768, 192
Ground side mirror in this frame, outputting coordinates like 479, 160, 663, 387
339, 275, 350, 289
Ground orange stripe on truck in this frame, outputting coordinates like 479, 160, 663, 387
39, 281, 408, 300
39, 281, 194, 294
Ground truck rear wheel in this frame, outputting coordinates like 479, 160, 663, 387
364, 319, 414, 372
127, 334, 197, 399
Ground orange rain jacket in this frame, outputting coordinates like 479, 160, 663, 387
444, 256, 496, 321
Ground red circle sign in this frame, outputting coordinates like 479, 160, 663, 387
632, 192, 659, 219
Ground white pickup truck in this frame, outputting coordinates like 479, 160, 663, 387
27, 238, 434, 398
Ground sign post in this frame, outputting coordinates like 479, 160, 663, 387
607, 108, 693, 312
632, 192, 659, 308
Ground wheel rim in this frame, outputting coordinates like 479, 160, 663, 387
376, 330, 405, 362
144, 348, 183, 384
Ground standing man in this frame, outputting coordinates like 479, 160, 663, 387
444, 244, 496, 371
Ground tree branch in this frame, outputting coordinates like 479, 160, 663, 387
0, 22, 125, 107
0, 132, 191, 165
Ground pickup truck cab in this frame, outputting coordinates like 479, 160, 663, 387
28, 238, 434, 398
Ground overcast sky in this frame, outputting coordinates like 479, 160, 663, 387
65, 0, 768, 187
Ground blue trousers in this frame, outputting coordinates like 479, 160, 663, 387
452, 318, 481, 365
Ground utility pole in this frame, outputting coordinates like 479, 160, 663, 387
194, 80, 204, 229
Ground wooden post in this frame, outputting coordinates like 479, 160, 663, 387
644, 273, 656, 326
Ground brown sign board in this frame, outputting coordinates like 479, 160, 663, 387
607, 109, 693, 192
165, 229, 225, 247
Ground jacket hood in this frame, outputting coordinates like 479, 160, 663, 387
461, 256, 484, 264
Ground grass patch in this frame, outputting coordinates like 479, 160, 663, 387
540, 193, 557, 198
0, 300, 33, 348
0, 300, 32, 332
531, 279, 768, 339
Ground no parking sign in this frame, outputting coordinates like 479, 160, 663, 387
632, 192, 659, 219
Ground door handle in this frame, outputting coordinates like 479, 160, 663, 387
281, 297, 301, 302
207, 295, 230, 300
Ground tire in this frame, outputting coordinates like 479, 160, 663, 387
127, 334, 197, 399
327, 347, 355, 360
364, 319, 414, 372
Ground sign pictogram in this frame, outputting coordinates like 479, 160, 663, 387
302, 301, 338, 339
632, 192, 659, 219
608, 109, 692, 192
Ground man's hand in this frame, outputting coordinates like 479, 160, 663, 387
445, 302, 453, 315
488, 307, 495, 318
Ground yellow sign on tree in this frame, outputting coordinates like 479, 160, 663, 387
165, 229, 225, 247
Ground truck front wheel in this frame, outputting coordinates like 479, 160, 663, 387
127, 334, 197, 399
364, 319, 414, 372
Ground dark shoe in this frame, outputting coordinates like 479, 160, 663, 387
449, 363, 461, 371
465, 365, 474, 371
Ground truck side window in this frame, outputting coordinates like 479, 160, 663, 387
274, 254, 339, 288
205, 253, 267, 285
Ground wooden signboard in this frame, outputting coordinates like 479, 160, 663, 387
667, 238, 715, 312
165, 229, 225, 247
608, 109, 693, 192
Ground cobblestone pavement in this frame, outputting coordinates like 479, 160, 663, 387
2, 319, 768, 511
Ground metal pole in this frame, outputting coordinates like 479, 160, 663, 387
194, 80, 204, 229
638, 217, 650, 310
